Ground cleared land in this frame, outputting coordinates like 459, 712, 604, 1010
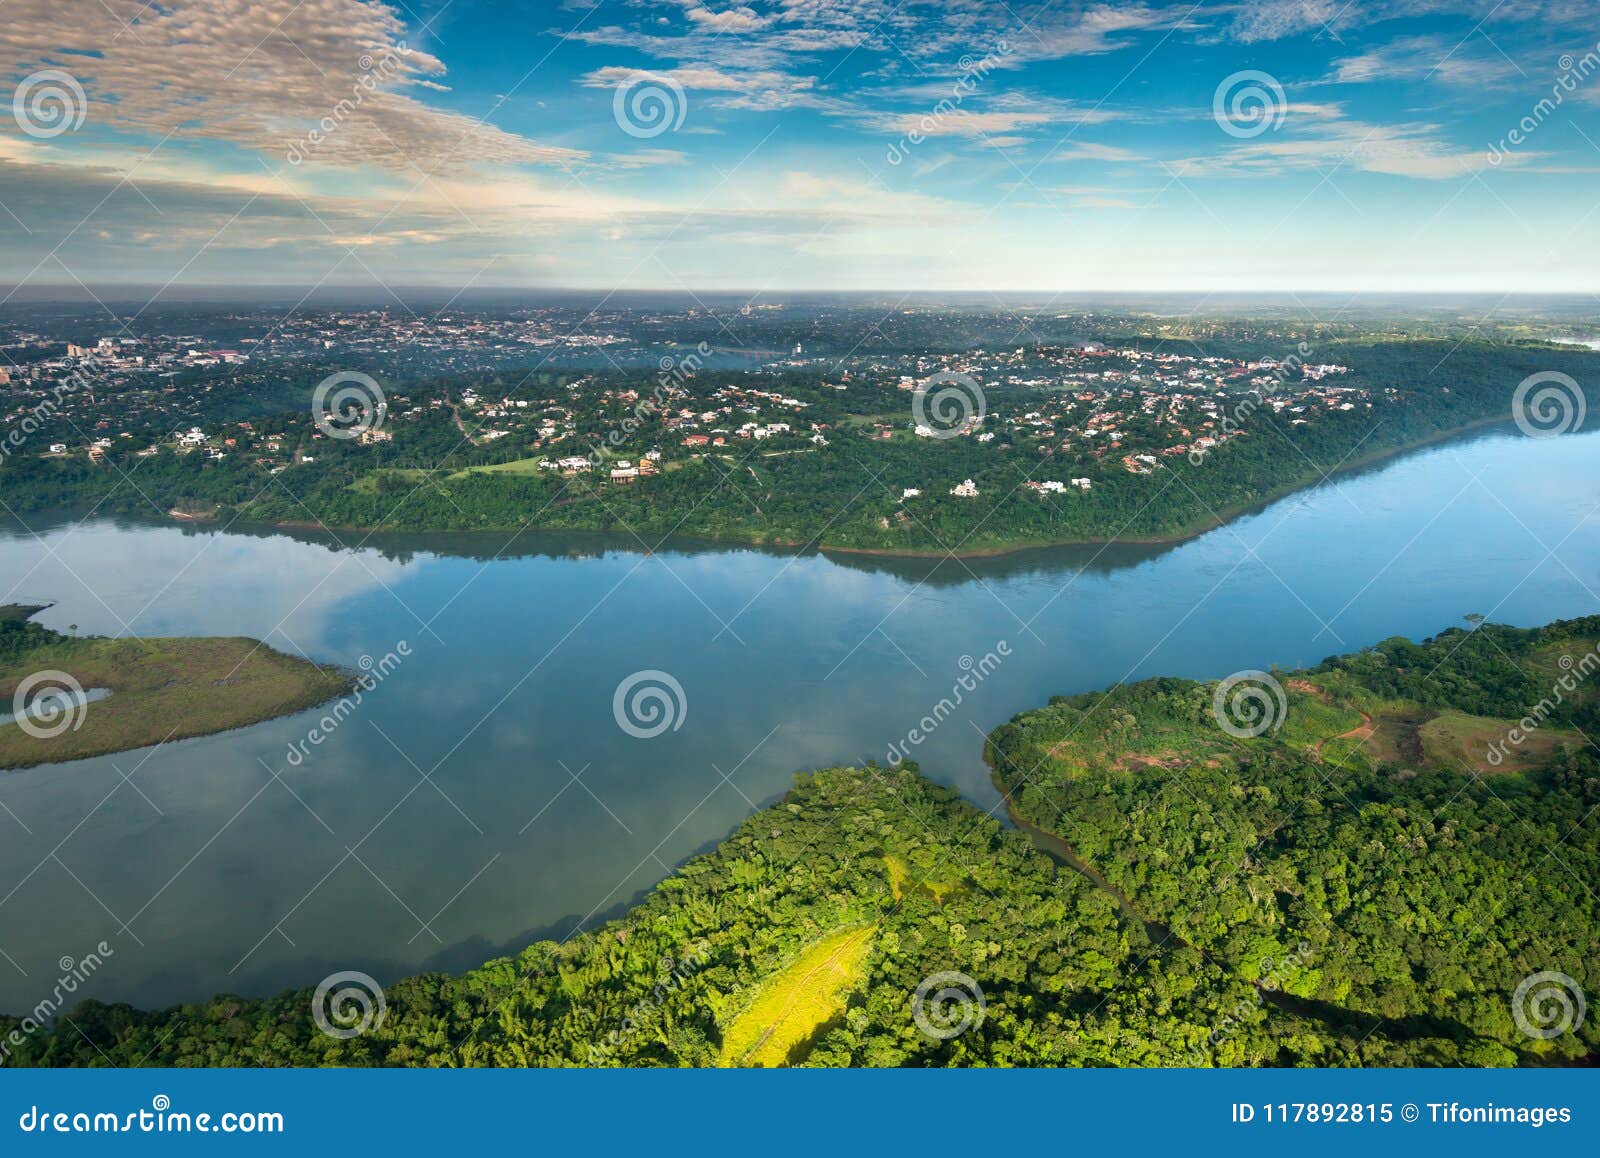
718, 925, 876, 1067
0, 636, 350, 769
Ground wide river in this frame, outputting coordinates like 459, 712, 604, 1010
2, 427, 1599, 1013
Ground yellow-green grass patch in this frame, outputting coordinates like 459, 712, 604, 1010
0, 637, 350, 769
718, 925, 875, 1067
1417, 710, 1581, 775
884, 855, 907, 900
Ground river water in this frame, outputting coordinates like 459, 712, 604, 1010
1, 426, 1598, 1012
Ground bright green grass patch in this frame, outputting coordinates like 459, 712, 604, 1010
458, 456, 548, 477
0, 636, 351, 769
348, 468, 433, 493
1279, 690, 1367, 752
718, 925, 876, 1067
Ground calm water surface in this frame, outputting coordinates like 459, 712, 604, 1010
2, 427, 1599, 1011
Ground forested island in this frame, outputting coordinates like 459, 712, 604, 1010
0, 610, 351, 769
5, 616, 1594, 1067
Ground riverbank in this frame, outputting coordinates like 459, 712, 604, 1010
234, 414, 1519, 561
815, 413, 1518, 558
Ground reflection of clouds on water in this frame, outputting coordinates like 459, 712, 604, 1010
3, 427, 1600, 1014
0, 520, 415, 656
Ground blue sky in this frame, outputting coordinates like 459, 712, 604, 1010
2, 0, 1599, 293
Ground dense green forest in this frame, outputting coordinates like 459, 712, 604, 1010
989, 616, 1600, 1066
5, 618, 1595, 1067
3, 339, 1594, 552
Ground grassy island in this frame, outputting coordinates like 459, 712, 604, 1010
0, 610, 350, 770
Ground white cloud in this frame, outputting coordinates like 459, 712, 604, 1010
1050, 141, 1147, 163
1171, 117, 1510, 180
1326, 36, 1521, 87
0, 0, 583, 174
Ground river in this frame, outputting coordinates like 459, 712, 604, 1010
1, 425, 1598, 1012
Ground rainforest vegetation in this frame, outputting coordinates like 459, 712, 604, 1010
4, 617, 1595, 1067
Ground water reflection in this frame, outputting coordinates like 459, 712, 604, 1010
0, 426, 1597, 1013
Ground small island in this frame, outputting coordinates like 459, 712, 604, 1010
0, 606, 350, 770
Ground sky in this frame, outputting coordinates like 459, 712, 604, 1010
2, 0, 1599, 296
